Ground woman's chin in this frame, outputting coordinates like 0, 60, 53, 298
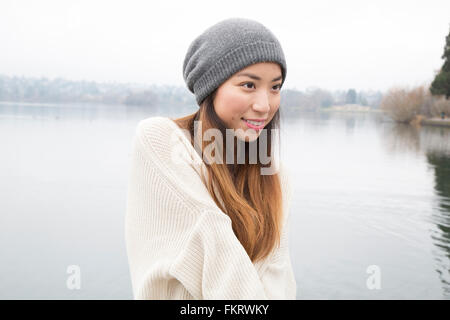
235, 130, 259, 142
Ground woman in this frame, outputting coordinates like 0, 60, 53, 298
125, 17, 296, 300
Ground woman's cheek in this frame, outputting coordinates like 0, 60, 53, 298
230, 95, 248, 115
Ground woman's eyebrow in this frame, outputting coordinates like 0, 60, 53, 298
236, 73, 282, 82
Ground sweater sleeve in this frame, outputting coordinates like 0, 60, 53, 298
125, 117, 268, 300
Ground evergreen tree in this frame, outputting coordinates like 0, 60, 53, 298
430, 25, 450, 98
346, 89, 357, 104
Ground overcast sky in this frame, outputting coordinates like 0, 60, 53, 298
1, 0, 449, 92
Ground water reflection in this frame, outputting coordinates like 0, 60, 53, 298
427, 153, 450, 298
381, 122, 450, 157
0, 102, 198, 123
379, 121, 450, 298
345, 117, 356, 135
422, 127, 450, 157
381, 122, 422, 155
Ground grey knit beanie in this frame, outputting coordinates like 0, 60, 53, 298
183, 17, 287, 106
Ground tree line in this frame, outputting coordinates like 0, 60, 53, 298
0, 74, 382, 112
0, 75, 194, 107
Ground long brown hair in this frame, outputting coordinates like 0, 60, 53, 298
173, 89, 284, 263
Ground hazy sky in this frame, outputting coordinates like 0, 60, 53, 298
1, 0, 449, 92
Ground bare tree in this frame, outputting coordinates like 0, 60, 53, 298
380, 86, 426, 123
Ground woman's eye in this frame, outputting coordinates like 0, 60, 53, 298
242, 82, 282, 91
242, 82, 254, 89
273, 84, 282, 90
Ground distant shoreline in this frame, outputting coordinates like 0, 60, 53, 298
320, 104, 382, 113
0, 100, 62, 107
421, 118, 450, 127
0, 100, 141, 108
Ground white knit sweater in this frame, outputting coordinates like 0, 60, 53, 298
125, 116, 296, 300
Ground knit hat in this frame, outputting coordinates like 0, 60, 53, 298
183, 17, 287, 106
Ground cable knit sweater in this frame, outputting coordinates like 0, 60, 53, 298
125, 116, 296, 300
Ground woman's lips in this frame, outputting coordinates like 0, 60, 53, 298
241, 118, 265, 130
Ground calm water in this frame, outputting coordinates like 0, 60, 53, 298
0, 102, 449, 299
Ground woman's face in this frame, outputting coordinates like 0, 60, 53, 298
213, 62, 282, 142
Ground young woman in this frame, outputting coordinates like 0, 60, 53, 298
125, 17, 296, 300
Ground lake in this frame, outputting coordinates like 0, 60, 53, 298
0, 102, 449, 299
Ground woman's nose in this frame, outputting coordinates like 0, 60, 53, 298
252, 93, 271, 113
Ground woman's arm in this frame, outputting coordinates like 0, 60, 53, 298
258, 214, 297, 299
169, 208, 268, 299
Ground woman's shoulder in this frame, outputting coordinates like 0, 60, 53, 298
132, 115, 204, 176
134, 116, 191, 151
129, 116, 219, 213
135, 116, 178, 139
